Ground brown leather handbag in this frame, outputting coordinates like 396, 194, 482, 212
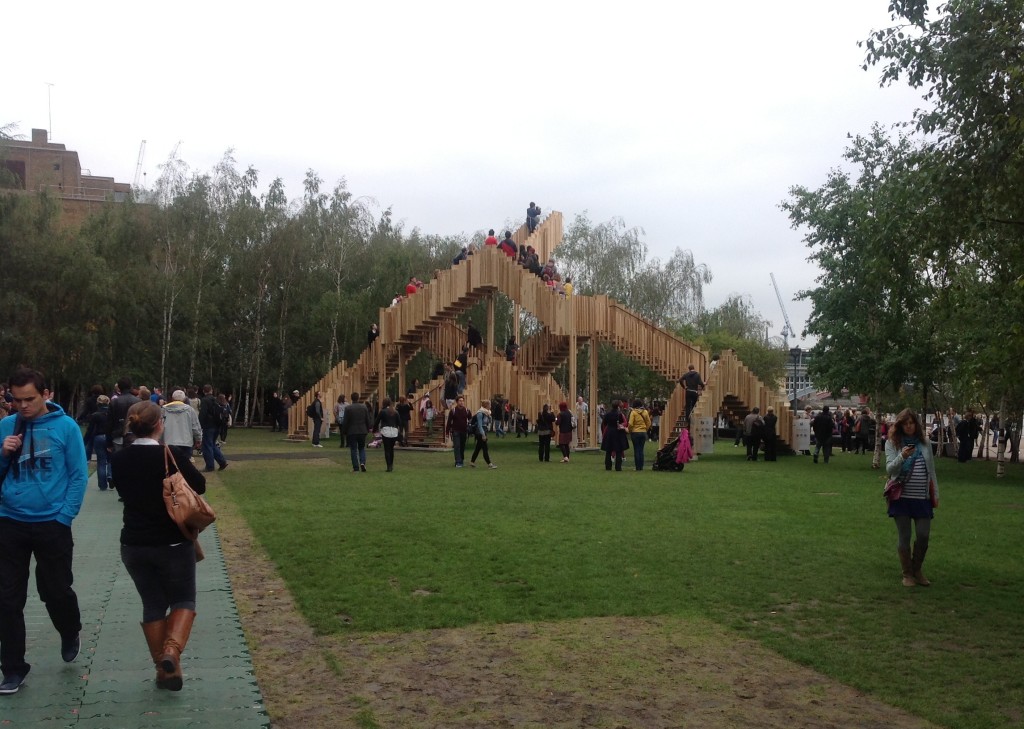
162, 447, 216, 561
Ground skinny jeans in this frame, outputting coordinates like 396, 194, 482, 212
121, 542, 197, 623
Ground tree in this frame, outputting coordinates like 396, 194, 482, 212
781, 126, 947, 413
693, 295, 786, 387
557, 212, 711, 326
862, 0, 1024, 449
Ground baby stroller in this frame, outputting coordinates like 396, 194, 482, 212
652, 428, 694, 471
652, 436, 685, 471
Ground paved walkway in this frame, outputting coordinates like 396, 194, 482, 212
0, 471, 269, 728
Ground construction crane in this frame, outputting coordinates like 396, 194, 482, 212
133, 140, 146, 189
770, 272, 796, 348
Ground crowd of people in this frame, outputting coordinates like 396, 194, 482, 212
0, 367, 229, 695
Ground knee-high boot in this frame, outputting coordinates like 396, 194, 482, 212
160, 609, 196, 691
912, 541, 931, 586
141, 620, 174, 689
897, 547, 915, 587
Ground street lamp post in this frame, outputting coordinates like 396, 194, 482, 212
789, 346, 802, 412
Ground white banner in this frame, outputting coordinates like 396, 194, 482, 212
793, 417, 811, 451
693, 416, 714, 454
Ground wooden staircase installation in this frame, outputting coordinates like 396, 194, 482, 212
291, 212, 795, 452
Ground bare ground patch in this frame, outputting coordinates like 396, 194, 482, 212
215, 486, 940, 729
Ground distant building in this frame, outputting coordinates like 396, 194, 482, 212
1, 128, 131, 226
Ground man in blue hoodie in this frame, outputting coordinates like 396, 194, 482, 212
0, 367, 88, 694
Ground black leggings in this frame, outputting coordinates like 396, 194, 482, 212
538, 435, 551, 461
382, 437, 397, 469
560, 442, 571, 458
471, 436, 491, 464
893, 515, 931, 551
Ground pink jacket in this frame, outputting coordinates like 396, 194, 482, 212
676, 429, 693, 464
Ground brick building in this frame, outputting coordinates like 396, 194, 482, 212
1, 128, 131, 226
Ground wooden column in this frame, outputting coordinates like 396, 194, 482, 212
487, 295, 495, 359
588, 340, 599, 447
513, 303, 521, 351
397, 346, 405, 400
377, 337, 386, 401
568, 296, 577, 414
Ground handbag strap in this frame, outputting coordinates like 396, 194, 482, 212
164, 446, 179, 480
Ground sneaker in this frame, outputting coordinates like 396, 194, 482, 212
360, 464, 366, 472
488, 463, 498, 469
219, 462, 229, 471
455, 463, 463, 468
61, 633, 80, 662
0, 673, 26, 694
469, 463, 476, 468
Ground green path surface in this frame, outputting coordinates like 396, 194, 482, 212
0, 473, 269, 728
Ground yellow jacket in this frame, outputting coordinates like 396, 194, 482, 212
628, 408, 652, 434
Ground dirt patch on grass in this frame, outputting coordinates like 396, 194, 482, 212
216, 492, 939, 729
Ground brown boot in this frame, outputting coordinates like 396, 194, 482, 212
897, 548, 915, 587
141, 620, 174, 689
912, 542, 931, 586
160, 609, 196, 691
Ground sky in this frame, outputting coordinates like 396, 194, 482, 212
6, 1, 928, 346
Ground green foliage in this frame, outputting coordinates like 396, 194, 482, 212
558, 212, 712, 328
220, 430, 1024, 729
854, 0, 1024, 417
692, 294, 786, 386
782, 127, 951, 408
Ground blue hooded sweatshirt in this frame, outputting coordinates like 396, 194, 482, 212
0, 403, 88, 526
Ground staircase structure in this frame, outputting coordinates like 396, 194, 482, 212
289, 212, 796, 451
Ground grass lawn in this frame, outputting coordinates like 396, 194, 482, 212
217, 428, 1024, 729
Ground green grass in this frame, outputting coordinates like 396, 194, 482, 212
218, 428, 1024, 729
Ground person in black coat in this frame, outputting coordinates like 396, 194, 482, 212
110, 401, 206, 692
600, 400, 629, 471
373, 398, 402, 472
762, 407, 778, 462
812, 406, 836, 464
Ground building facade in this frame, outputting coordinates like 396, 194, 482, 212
1, 128, 131, 226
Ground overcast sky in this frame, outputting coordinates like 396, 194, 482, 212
7, 1, 926, 346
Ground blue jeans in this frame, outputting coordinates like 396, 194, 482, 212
347, 434, 367, 471
93, 434, 110, 489
451, 432, 467, 466
201, 426, 226, 470
631, 433, 648, 470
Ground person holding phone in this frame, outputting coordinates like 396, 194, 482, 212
0, 367, 88, 694
884, 408, 939, 587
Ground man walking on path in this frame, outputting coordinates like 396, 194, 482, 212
446, 396, 471, 467
198, 385, 228, 472
0, 367, 88, 694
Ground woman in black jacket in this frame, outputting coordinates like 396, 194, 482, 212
600, 400, 629, 471
110, 401, 206, 691
373, 398, 402, 472
536, 404, 556, 462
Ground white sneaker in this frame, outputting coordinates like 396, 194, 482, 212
488, 463, 498, 469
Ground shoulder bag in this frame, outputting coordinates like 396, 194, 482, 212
163, 446, 217, 561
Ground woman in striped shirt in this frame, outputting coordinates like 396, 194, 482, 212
885, 409, 940, 587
